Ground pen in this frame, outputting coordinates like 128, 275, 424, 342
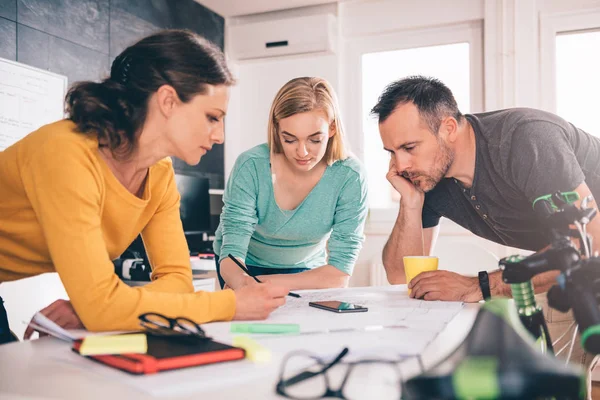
227, 254, 301, 298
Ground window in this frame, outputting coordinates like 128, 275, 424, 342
555, 29, 600, 136
342, 22, 482, 215
362, 43, 472, 209
540, 9, 600, 135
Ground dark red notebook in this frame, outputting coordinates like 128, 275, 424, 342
72, 334, 245, 375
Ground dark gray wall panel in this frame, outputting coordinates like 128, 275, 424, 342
48, 36, 109, 84
111, 0, 224, 49
111, 0, 175, 27
17, 24, 49, 70
0, 17, 16, 60
18, 0, 109, 54
0, 0, 16, 21
168, 0, 224, 49
109, 5, 158, 59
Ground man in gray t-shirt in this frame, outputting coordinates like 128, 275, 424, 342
422, 108, 600, 251
372, 76, 600, 304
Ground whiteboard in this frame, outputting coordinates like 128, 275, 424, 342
0, 57, 68, 151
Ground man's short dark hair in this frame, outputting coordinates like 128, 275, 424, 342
370, 76, 463, 134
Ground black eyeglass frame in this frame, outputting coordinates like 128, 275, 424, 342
138, 312, 210, 341
275, 347, 423, 400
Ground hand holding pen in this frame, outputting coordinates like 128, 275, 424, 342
232, 283, 289, 320
227, 254, 301, 298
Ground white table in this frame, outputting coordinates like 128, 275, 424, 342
0, 286, 478, 400
190, 256, 216, 272
123, 277, 216, 293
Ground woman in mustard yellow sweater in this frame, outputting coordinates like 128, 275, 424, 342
0, 30, 288, 342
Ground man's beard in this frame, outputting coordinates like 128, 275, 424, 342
403, 140, 454, 192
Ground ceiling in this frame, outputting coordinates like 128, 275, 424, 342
198, 0, 339, 17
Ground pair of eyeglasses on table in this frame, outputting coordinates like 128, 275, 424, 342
138, 312, 211, 343
276, 347, 424, 400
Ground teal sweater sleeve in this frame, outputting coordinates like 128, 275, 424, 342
327, 166, 369, 274
218, 156, 259, 261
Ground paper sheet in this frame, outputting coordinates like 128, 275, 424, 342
24, 312, 129, 342
261, 286, 462, 332
107, 286, 464, 398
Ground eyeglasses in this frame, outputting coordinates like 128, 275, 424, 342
276, 347, 423, 400
138, 312, 210, 343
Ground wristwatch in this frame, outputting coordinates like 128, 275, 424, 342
478, 271, 491, 301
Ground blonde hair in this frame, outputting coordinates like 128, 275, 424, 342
267, 77, 348, 165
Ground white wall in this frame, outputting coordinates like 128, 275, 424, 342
224, 3, 340, 178
224, 54, 338, 178
339, 0, 484, 37
539, 0, 600, 13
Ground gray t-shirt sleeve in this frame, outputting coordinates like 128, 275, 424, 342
422, 203, 441, 228
508, 120, 585, 203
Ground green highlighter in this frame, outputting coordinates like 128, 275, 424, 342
230, 323, 300, 334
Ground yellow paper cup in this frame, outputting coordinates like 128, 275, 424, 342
404, 256, 439, 295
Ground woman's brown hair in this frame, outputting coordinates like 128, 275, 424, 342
66, 29, 235, 159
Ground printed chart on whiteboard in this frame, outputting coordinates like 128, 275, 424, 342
0, 57, 67, 151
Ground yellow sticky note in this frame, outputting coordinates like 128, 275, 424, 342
233, 336, 271, 363
79, 334, 147, 356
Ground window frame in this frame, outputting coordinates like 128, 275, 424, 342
340, 21, 484, 224
539, 8, 600, 113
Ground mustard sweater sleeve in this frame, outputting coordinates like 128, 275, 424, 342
20, 137, 236, 331
141, 165, 196, 294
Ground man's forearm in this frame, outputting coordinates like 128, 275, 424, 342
488, 269, 560, 298
382, 205, 424, 284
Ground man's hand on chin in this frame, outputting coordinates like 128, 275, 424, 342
408, 270, 482, 302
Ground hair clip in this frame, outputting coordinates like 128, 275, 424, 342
111, 53, 132, 85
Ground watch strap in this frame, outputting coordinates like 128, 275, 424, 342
478, 271, 491, 301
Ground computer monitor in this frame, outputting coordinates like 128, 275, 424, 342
175, 174, 211, 235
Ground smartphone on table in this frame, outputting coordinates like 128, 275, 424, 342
308, 301, 368, 313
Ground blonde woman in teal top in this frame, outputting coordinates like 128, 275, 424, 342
213, 77, 368, 290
